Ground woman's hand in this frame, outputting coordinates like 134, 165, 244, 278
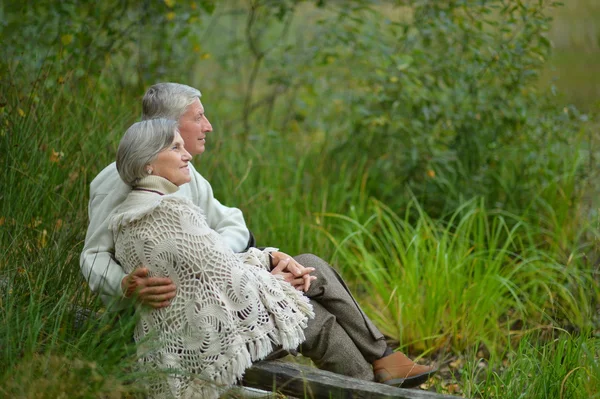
270, 252, 317, 292
121, 267, 177, 308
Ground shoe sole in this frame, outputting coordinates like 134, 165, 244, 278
380, 369, 437, 389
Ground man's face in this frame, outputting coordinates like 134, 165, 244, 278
177, 98, 212, 156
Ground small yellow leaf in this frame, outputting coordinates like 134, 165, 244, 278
29, 218, 42, 228
50, 149, 64, 163
18, 108, 25, 117
164, 0, 175, 7
389, 76, 398, 83
69, 170, 80, 182
38, 229, 48, 248
61, 34, 74, 46
427, 169, 435, 178
166, 11, 176, 21
449, 358, 463, 369
201, 53, 211, 60
446, 383, 461, 394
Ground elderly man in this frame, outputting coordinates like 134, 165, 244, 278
80, 82, 435, 387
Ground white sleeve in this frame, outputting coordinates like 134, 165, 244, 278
189, 164, 250, 253
79, 166, 132, 310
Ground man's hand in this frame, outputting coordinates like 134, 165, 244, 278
121, 268, 176, 309
270, 252, 317, 292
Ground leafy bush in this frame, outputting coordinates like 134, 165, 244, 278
309, 1, 591, 222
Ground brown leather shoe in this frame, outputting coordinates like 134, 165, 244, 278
372, 351, 436, 388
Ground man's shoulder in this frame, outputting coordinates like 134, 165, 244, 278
178, 162, 211, 198
91, 162, 125, 196
188, 162, 208, 184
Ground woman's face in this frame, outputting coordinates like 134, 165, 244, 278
148, 132, 192, 186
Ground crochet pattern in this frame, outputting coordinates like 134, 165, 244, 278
109, 194, 313, 398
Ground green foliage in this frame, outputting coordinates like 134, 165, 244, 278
325, 198, 597, 355
309, 1, 591, 220
1, 0, 217, 91
0, 0, 598, 397
463, 331, 600, 399
0, 242, 145, 397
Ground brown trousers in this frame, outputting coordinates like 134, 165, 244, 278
293, 254, 388, 381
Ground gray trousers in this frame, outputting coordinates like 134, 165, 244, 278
293, 254, 388, 381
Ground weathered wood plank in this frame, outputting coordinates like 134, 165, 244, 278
243, 360, 460, 399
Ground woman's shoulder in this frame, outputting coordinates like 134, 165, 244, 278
158, 196, 208, 225
135, 195, 205, 225
108, 193, 185, 228
109, 192, 207, 231
158, 195, 203, 214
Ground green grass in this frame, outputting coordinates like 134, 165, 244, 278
324, 198, 596, 356
463, 331, 600, 399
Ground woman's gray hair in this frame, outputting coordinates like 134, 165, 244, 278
142, 83, 202, 121
116, 119, 178, 186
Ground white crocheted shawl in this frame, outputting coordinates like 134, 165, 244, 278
108, 176, 313, 399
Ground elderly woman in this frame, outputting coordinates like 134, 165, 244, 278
109, 119, 314, 398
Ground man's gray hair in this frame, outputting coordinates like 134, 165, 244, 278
116, 119, 178, 186
142, 82, 202, 121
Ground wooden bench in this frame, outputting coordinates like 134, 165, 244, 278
243, 360, 460, 399
68, 307, 458, 398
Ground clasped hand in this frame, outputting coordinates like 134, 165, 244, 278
121, 268, 176, 309
269, 251, 317, 292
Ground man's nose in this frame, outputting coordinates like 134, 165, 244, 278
202, 116, 213, 132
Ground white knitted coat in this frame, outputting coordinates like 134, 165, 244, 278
108, 176, 313, 399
